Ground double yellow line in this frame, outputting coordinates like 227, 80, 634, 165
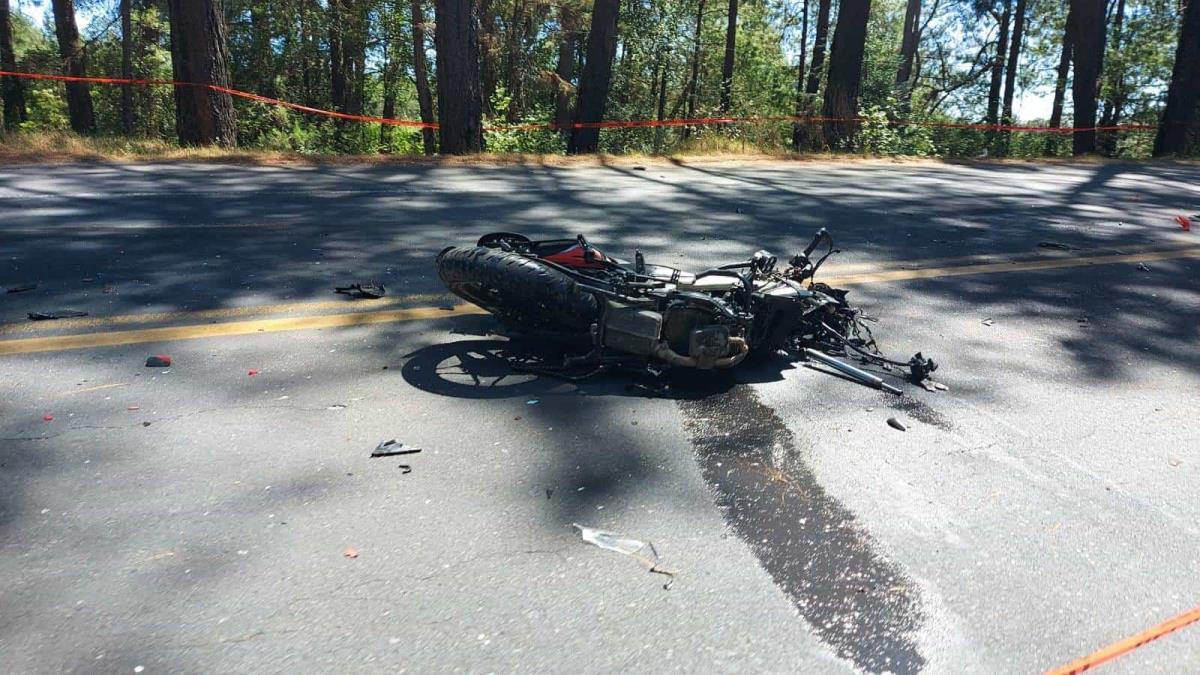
1, 246, 1197, 356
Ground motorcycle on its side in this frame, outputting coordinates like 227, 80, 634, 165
435, 228, 937, 392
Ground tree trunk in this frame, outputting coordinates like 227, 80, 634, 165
683, 0, 706, 140
805, 0, 831, 95
1, 0, 26, 130
894, 0, 920, 89
166, 0, 237, 146
791, 0, 810, 150
329, 0, 347, 113
1070, 0, 1107, 155
654, 45, 668, 152
821, 0, 871, 148
412, 0, 437, 154
380, 4, 398, 149
1097, 0, 1126, 155
120, 0, 134, 133
985, 0, 1011, 130
1154, 0, 1200, 156
554, 6, 578, 138
478, 0, 498, 114
719, 0, 738, 113
504, 0, 527, 122
434, 0, 485, 153
51, 0, 95, 135
569, 0, 620, 153
1045, 4, 1074, 155
250, 3, 275, 97
997, 0, 1026, 156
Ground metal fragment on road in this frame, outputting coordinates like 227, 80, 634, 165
573, 523, 677, 588
28, 310, 88, 321
371, 439, 422, 457
1037, 241, 1072, 251
981, 318, 994, 326
887, 417, 907, 432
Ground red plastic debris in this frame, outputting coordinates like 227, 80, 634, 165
42, 414, 53, 422
1177, 215, 1192, 231
247, 369, 260, 377
145, 355, 172, 367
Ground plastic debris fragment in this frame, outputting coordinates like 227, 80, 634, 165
573, 523, 677, 589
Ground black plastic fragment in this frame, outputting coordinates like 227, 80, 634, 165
28, 310, 89, 321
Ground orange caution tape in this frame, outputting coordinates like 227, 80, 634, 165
0, 70, 1158, 135
0, 70, 435, 128
1046, 604, 1200, 675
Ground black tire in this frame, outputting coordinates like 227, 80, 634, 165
436, 246, 600, 332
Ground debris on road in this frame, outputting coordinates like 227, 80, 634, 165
145, 355, 172, 368
343, 547, 359, 559
1177, 215, 1193, 231
573, 523, 678, 589
1168, 457, 1182, 467
247, 369, 260, 377
1138, 263, 1151, 272
526, 399, 539, 405
28, 310, 88, 321
887, 417, 907, 432
42, 414, 53, 422
335, 282, 387, 299
1037, 241, 1072, 251
804, 348, 903, 395
127, 406, 141, 411
371, 439, 422, 457
398, 465, 413, 474
6, 282, 37, 293
981, 318, 994, 326
327, 404, 347, 410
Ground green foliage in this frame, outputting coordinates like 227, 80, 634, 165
0, 0, 1191, 157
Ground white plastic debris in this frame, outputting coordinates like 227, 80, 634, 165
574, 524, 648, 556
573, 523, 677, 588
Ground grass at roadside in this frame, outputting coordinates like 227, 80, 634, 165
0, 130, 1188, 167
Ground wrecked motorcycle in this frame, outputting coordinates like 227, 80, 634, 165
435, 229, 936, 393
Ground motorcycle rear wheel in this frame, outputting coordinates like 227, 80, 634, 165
436, 246, 600, 332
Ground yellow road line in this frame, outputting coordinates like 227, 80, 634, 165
824, 247, 1200, 286
2, 247, 1198, 356
0, 292, 451, 336
3, 246, 1193, 337
0, 304, 487, 355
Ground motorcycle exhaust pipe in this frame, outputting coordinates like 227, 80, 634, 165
803, 348, 903, 395
653, 338, 749, 370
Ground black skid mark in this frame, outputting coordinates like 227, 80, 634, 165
679, 385, 926, 674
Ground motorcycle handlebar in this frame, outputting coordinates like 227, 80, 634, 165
803, 228, 829, 258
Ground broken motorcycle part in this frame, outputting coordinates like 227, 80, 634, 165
28, 310, 88, 321
335, 282, 387, 299
804, 348, 903, 395
371, 440, 423, 457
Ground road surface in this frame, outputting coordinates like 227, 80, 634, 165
1, 159, 1198, 673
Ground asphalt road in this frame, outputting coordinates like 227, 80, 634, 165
1, 159, 1198, 674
